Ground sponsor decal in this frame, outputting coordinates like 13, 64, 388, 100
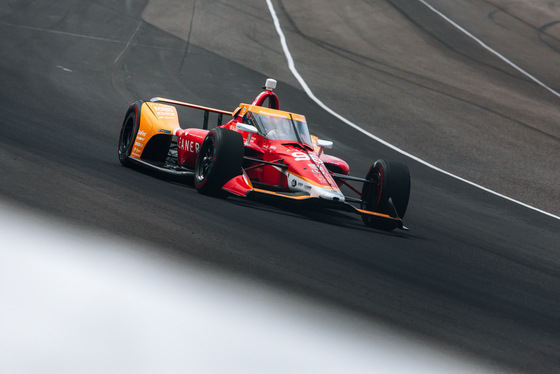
138, 130, 147, 137
158, 129, 171, 134
291, 179, 297, 187
134, 141, 144, 148
310, 153, 323, 164
178, 138, 200, 153
257, 109, 289, 118
153, 104, 176, 119
291, 151, 310, 161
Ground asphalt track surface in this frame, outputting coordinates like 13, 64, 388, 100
1, 0, 559, 372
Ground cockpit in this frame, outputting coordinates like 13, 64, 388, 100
242, 111, 313, 147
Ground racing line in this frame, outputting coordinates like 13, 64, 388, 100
265, 0, 560, 222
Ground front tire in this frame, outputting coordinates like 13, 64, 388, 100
361, 159, 410, 230
194, 128, 244, 196
118, 101, 143, 166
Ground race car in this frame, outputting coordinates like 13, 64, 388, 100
118, 79, 411, 230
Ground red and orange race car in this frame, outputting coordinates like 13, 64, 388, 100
118, 79, 410, 230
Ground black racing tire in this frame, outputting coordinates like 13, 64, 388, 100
194, 127, 244, 196
361, 159, 410, 230
118, 100, 143, 166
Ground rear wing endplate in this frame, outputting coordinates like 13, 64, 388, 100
150, 97, 233, 130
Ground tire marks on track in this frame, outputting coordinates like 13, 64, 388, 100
265, 0, 560, 221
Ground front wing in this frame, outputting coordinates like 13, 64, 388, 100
222, 174, 407, 230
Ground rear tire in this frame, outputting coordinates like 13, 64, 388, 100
194, 128, 244, 196
118, 101, 143, 166
361, 159, 410, 230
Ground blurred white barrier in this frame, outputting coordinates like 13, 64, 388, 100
0, 201, 503, 374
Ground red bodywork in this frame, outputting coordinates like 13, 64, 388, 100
123, 84, 407, 230
173, 89, 350, 200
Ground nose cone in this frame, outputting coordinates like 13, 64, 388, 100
316, 188, 345, 203
287, 172, 345, 202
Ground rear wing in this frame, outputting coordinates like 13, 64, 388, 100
150, 97, 233, 130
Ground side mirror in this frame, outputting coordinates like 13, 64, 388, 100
236, 123, 259, 145
317, 139, 333, 149
316, 139, 333, 156
236, 123, 258, 133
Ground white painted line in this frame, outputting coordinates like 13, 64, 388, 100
56, 65, 73, 72
114, 21, 142, 64
417, 0, 560, 99
265, 0, 560, 221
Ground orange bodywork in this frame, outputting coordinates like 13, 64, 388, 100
234, 103, 306, 123
130, 102, 181, 159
